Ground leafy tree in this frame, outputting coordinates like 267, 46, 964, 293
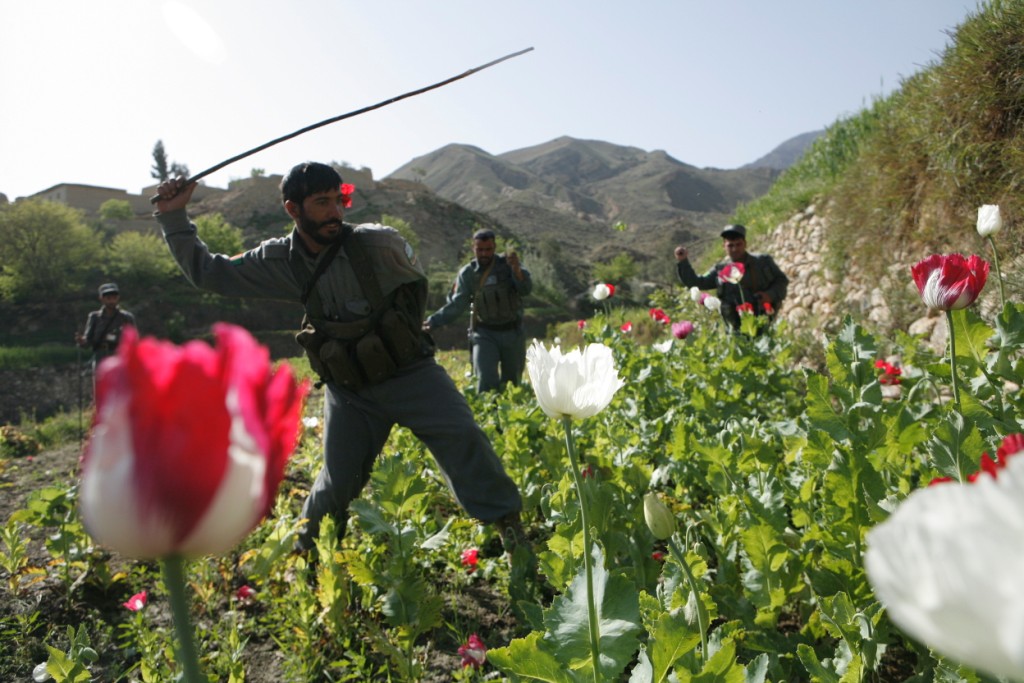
381, 213, 420, 251
98, 199, 134, 222
151, 139, 190, 181
106, 231, 179, 285
592, 253, 639, 285
0, 200, 101, 302
151, 140, 169, 181
195, 213, 244, 256
250, 168, 266, 178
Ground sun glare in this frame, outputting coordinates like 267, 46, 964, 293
161, 1, 227, 66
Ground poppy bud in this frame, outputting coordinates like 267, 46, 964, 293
643, 492, 676, 540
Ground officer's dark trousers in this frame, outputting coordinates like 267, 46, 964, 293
471, 326, 526, 393
297, 358, 522, 549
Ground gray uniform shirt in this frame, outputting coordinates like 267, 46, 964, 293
156, 208, 426, 322
426, 255, 532, 329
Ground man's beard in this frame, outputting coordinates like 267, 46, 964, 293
298, 214, 346, 246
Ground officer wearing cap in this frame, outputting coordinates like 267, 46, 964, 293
75, 282, 137, 361
423, 229, 532, 393
152, 162, 529, 561
674, 224, 789, 332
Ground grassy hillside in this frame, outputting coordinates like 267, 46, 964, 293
735, 0, 1024, 310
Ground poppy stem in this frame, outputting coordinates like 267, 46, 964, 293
945, 309, 961, 408
562, 416, 602, 682
987, 235, 1006, 309
666, 536, 707, 662
162, 555, 204, 683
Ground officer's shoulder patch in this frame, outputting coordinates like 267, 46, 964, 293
262, 240, 291, 259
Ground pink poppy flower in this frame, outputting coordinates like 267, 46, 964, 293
671, 321, 694, 339
620, 322, 632, 333
577, 319, 586, 330
910, 254, 989, 311
461, 547, 479, 572
718, 262, 745, 285
339, 183, 355, 208
458, 633, 487, 668
79, 324, 308, 559
123, 590, 148, 611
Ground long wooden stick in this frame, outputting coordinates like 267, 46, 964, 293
152, 47, 534, 201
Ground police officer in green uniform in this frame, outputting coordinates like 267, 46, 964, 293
675, 224, 789, 332
424, 230, 532, 393
153, 162, 526, 555
75, 282, 136, 364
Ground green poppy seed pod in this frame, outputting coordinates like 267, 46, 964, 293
643, 492, 676, 540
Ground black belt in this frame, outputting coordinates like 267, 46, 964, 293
476, 320, 520, 332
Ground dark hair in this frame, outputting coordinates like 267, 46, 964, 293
280, 162, 343, 204
472, 229, 496, 242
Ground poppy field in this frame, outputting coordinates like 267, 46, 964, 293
3, 251, 1024, 681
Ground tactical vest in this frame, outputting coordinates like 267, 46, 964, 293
473, 260, 522, 329
290, 228, 433, 390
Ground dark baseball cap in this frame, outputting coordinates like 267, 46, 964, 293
98, 283, 120, 296
720, 224, 747, 239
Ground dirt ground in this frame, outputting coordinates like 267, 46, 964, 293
0, 438, 517, 681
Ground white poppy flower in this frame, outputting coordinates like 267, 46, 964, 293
977, 204, 1002, 237
865, 435, 1024, 681
689, 286, 702, 302
592, 283, 612, 301
526, 340, 623, 420
703, 295, 721, 312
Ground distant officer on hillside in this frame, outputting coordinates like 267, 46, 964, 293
75, 282, 136, 363
424, 229, 532, 393
674, 224, 788, 332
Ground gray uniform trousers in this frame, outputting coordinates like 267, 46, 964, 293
297, 357, 522, 549
471, 326, 526, 393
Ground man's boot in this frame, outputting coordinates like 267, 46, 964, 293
495, 510, 528, 557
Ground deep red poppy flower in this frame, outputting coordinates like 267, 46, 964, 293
910, 254, 989, 311
649, 308, 670, 324
458, 634, 487, 668
235, 585, 257, 601
736, 302, 754, 315
461, 547, 479, 572
718, 262, 745, 284
340, 183, 355, 208
577, 319, 586, 330
79, 324, 308, 559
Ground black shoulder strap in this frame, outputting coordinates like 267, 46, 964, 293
295, 237, 345, 306
343, 232, 385, 311
287, 227, 386, 319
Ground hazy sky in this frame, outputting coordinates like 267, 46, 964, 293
0, 1, 980, 201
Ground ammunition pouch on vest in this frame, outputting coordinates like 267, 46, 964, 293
295, 285, 433, 390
